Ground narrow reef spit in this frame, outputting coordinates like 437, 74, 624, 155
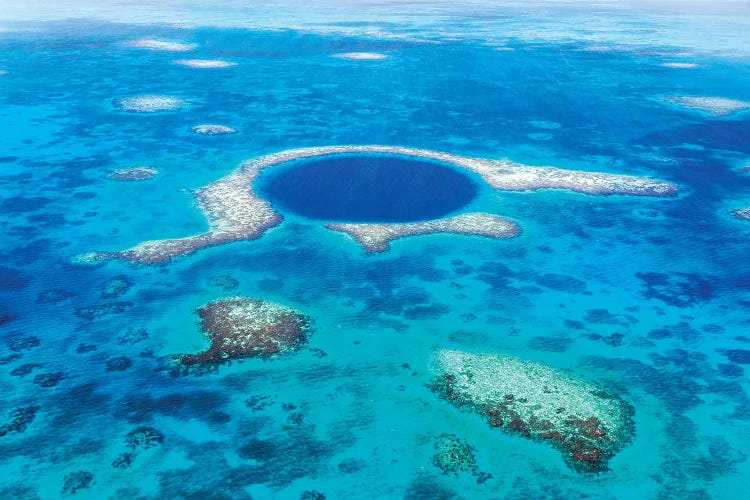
170, 297, 313, 372
429, 349, 634, 473
327, 213, 519, 253
80, 145, 677, 264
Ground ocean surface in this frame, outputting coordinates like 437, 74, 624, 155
1, 1, 749, 498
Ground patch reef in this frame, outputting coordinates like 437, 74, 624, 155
430, 350, 634, 473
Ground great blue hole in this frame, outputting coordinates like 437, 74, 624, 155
257, 154, 479, 222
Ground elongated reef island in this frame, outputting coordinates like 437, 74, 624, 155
80, 145, 678, 264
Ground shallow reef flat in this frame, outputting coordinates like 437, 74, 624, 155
430, 350, 634, 473
732, 208, 750, 221
174, 59, 237, 68
82, 145, 676, 264
327, 213, 520, 253
126, 38, 196, 52
168, 297, 312, 373
662, 96, 750, 116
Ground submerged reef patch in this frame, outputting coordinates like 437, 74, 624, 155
175, 59, 237, 68
126, 39, 196, 52
662, 96, 750, 116
732, 208, 750, 221
0, 406, 40, 437
113, 95, 187, 113
432, 433, 492, 483
333, 52, 389, 60
191, 124, 237, 135
171, 297, 313, 370
429, 350, 634, 473
84, 145, 676, 264
61, 471, 93, 496
327, 213, 519, 253
106, 167, 158, 181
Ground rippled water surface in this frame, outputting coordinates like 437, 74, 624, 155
1, 2, 749, 499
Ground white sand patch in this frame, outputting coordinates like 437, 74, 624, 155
191, 124, 237, 135
663, 96, 750, 116
333, 52, 388, 60
660, 62, 699, 68
114, 95, 186, 113
126, 39, 196, 52
174, 59, 237, 68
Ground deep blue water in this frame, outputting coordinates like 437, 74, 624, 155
259, 154, 479, 222
0, 6, 749, 500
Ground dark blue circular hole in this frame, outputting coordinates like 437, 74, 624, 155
258, 154, 479, 223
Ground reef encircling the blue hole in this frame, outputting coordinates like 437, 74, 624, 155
79, 145, 678, 264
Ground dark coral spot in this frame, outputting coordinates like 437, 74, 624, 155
61, 471, 93, 496
106, 356, 132, 372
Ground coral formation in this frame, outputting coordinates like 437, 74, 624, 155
208, 275, 239, 291
10, 363, 42, 377
61, 471, 93, 496
111, 452, 135, 469
84, 146, 676, 264
663, 96, 750, 116
172, 298, 313, 369
114, 95, 186, 113
106, 167, 158, 181
74, 302, 133, 320
327, 213, 519, 253
429, 350, 634, 473
106, 356, 132, 372
432, 433, 491, 483
101, 276, 131, 298
175, 59, 236, 68
33, 372, 64, 387
0, 406, 40, 437
125, 426, 164, 450
191, 124, 237, 135
732, 208, 750, 221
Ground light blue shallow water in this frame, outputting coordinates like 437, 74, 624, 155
0, 3, 749, 499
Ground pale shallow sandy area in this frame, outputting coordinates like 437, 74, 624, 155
191, 124, 237, 135
79, 145, 677, 265
662, 96, 750, 116
126, 38, 196, 52
660, 62, 699, 68
114, 95, 187, 113
174, 59, 237, 68
333, 52, 389, 60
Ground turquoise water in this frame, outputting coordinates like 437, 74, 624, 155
1, 3, 750, 499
